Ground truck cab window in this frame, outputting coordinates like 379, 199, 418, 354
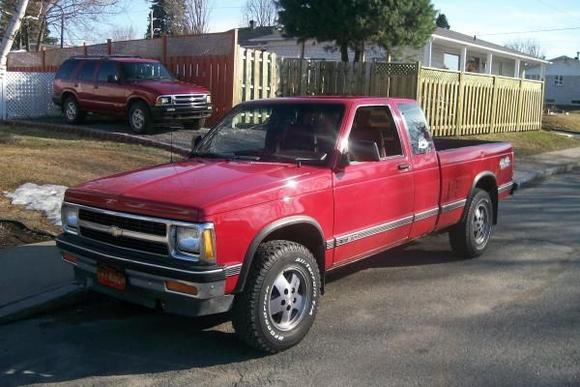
349, 106, 403, 161
399, 103, 433, 154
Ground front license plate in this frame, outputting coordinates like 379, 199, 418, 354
97, 266, 127, 291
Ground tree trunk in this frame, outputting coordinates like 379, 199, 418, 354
35, 17, 46, 52
340, 42, 349, 62
0, 0, 31, 70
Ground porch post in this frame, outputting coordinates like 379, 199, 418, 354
514, 59, 521, 78
539, 64, 546, 81
423, 38, 432, 67
460, 46, 467, 72
486, 52, 493, 74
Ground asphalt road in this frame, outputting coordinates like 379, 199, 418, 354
2, 171, 580, 386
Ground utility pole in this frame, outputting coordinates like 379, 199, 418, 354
0, 0, 30, 71
150, 9, 154, 39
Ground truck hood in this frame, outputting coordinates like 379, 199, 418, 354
65, 160, 331, 221
132, 80, 209, 95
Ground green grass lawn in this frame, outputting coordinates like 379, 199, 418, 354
543, 112, 580, 133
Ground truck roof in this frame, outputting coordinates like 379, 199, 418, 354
241, 96, 417, 106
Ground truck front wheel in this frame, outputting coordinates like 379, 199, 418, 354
128, 101, 152, 134
449, 188, 493, 258
232, 240, 321, 353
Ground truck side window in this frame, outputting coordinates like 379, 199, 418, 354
349, 106, 403, 161
97, 61, 119, 82
55, 59, 78, 80
399, 103, 434, 154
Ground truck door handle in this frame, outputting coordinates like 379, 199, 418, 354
398, 163, 411, 171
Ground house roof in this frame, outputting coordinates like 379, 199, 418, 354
431, 27, 549, 64
239, 25, 550, 64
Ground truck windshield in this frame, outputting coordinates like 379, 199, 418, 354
121, 62, 173, 81
194, 103, 344, 165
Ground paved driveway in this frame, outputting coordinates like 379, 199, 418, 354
1, 171, 580, 386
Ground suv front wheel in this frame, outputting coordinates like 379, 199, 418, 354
63, 96, 85, 124
128, 101, 152, 134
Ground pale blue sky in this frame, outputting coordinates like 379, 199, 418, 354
74, 0, 580, 59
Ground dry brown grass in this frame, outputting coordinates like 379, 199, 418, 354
543, 112, 580, 133
0, 125, 174, 235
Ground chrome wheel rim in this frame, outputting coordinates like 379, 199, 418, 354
473, 201, 491, 246
131, 109, 145, 130
65, 101, 76, 120
268, 266, 310, 332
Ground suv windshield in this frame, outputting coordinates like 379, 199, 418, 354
121, 62, 173, 81
195, 103, 344, 164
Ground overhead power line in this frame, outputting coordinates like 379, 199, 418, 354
479, 26, 580, 36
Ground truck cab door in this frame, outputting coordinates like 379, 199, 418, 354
332, 105, 414, 265
75, 60, 98, 111
94, 61, 125, 113
396, 102, 440, 239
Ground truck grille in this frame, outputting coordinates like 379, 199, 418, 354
78, 208, 169, 256
173, 94, 207, 107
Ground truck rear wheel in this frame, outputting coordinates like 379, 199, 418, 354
232, 240, 320, 353
449, 188, 493, 258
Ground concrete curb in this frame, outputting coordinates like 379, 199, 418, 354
0, 282, 86, 325
515, 158, 580, 190
4, 119, 190, 157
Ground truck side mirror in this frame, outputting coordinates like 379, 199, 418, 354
107, 74, 119, 83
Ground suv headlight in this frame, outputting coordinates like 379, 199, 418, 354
172, 223, 216, 264
156, 96, 172, 105
206, 95, 211, 104
61, 204, 79, 234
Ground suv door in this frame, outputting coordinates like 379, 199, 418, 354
75, 60, 98, 111
332, 105, 414, 265
93, 61, 126, 114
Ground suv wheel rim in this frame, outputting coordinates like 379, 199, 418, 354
268, 266, 310, 332
131, 109, 145, 130
473, 201, 491, 246
65, 101, 76, 120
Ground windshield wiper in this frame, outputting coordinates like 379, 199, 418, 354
190, 151, 260, 161
262, 153, 327, 165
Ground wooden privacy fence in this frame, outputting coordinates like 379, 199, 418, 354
279, 59, 419, 98
418, 68, 544, 136
278, 59, 544, 136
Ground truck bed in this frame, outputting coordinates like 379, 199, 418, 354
433, 138, 500, 151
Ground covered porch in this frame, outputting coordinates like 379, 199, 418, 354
421, 28, 550, 79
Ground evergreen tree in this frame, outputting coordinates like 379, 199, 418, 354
277, 0, 437, 62
146, 0, 187, 38
436, 13, 450, 29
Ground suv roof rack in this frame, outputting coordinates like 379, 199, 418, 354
69, 55, 144, 60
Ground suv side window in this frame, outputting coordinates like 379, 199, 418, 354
349, 106, 403, 162
97, 61, 119, 82
55, 59, 78, 80
77, 61, 98, 82
399, 103, 433, 154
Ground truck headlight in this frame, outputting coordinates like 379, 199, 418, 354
156, 96, 172, 105
206, 95, 211, 104
173, 224, 216, 264
61, 204, 79, 234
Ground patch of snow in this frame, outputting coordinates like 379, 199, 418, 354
4, 183, 68, 225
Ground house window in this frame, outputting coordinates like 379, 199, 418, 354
554, 75, 564, 87
443, 53, 460, 71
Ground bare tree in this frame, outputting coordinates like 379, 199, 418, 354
110, 25, 136, 41
184, 0, 212, 34
505, 39, 545, 59
0, 0, 30, 70
244, 0, 277, 27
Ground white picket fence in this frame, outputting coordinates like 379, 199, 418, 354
0, 71, 60, 120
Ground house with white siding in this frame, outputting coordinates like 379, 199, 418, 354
526, 56, 580, 107
239, 27, 549, 79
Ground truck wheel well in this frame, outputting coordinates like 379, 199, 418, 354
127, 97, 149, 112
61, 91, 75, 107
236, 221, 327, 294
475, 175, 498, 224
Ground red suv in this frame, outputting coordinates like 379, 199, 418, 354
52, 56, 212, 133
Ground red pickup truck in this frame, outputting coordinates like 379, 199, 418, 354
56, 97, 515, 352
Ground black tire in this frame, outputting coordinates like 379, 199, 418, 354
63, 95, 85, 124
232, 240, 321, 353
128, 101, 152, 134
185, 118, 205, 131
449, 188, 494, 258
